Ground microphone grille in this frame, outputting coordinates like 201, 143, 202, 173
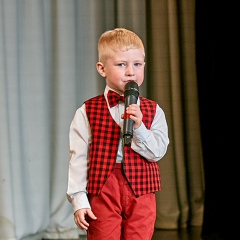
124, 81, 139, 91
124, 81, 139, 98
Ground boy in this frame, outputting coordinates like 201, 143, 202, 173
66, 28, 169, 240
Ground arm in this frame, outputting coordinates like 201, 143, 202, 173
66, 105, 97, 230
126, 104, 169, 161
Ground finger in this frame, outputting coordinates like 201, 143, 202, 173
87, 210, 97, 220
75, 216, 89, 230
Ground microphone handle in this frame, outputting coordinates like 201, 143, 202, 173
123, 95, 138, 146
123, 118, 134, 146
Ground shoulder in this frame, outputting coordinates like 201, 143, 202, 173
85, 94, 105, 104
139, 96, 157, 106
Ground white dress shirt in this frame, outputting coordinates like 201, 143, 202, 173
66, 85, 169, 213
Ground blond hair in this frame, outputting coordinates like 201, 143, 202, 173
98, 28, 145, 63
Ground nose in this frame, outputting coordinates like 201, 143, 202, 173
125, 65, 134, 76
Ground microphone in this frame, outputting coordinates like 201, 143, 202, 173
123, 81, 139, 146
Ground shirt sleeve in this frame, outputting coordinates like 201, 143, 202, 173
66, 104, 91, 212
131, 104, 169, 162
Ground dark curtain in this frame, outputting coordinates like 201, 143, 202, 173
196, 1, 235, 239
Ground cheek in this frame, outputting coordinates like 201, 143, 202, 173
137, 69, 145, 78
105, 71, 123, 83
109, 69, 123, 77
136, 71, 145, 84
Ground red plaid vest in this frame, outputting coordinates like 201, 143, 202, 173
85, 94, 161, 197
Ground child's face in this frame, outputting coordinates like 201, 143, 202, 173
97, 48, 145, 95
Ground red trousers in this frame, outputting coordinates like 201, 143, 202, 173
87, 163, 156, 240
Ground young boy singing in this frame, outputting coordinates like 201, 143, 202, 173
67, 28, 169, 240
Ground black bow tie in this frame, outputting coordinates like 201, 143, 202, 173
107, 90, 125, 107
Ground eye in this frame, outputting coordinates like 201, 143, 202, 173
117, 63, 126, 67
134, 62, 142, 67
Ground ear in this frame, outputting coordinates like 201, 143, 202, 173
96, 62, 106, 77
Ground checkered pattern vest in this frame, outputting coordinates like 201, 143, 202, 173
85, 94, 161, 197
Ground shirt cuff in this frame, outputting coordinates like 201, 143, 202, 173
68, 192, 91, 213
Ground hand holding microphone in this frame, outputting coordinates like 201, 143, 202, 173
122, 81, 140, 146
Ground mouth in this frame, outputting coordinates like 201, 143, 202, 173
125, 80, 136, 83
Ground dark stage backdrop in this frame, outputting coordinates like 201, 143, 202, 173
196, 1, 235, 239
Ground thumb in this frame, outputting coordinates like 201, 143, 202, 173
86, 209, 97, 220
